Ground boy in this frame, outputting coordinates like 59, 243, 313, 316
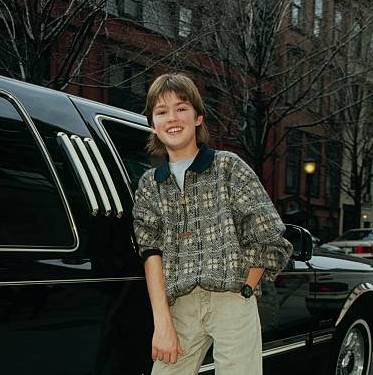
133, 72, 292, 375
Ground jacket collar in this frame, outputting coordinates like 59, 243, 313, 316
154, 143, 216, 182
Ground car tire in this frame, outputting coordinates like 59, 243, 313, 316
332, 314, 372, 375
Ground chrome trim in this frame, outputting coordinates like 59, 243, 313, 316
262, 332, 313, 357
0, 90, 79, 252
335, 282, 373, 326
0, 245, 79, 253
0, 276, 145, 287
199, 336, 314, 373
263, 341, 306, 357
95, 114, 151, 201
58, 132, 99, 216
71, 135, 111, 216
84, 137, 123, 218
313, 333, 333, 345
101, 118, 151, 132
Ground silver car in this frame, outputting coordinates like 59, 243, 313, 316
326, 228, 373, 258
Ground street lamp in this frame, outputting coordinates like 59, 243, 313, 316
303, 158, 317, 230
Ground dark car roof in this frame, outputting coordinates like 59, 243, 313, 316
0, 75, 149, 129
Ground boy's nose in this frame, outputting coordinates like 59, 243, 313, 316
167, 109, 177, 121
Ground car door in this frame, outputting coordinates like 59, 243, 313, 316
259, 258, 317, 370
0, 85, 153, 375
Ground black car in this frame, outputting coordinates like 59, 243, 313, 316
0, 75, 372, 375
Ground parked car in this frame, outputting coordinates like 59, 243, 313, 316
1, 75, 373, 375
312, 235, 343, 253
326, 228, 373, 259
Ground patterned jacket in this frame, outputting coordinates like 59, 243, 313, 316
133, 143, 293, 305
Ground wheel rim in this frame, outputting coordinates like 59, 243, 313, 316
336, 319, 371, 375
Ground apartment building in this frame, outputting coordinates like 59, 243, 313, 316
2, 0, 372, 241
276, 0, 373, 240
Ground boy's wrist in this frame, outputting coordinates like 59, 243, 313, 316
240, 284, 254, 298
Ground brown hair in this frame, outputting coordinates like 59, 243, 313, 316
145, 73, 209, 156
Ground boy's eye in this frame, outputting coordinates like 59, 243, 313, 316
178, 107, 187, 111
155, 110, 166, 115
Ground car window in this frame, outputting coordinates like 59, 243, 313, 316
338, 230, 373, 241
100, 119, 157, 191
0, 97, 76, 249
364, 231, 373, 240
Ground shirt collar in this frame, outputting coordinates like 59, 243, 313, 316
154, 143, 215, 182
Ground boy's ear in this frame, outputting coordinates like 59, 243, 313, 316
195, 115, 203, 126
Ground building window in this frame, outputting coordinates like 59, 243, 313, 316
179, 6, 192, 38
116, 0, 139, 19
333, 8, 343, 43
313, 0, 323, 37
352, 20, 363, 58
291, 0, 303, 29
107, 61, 147, 113
287, 47, 304, 103
309, 72, 323, 114
306, 134, 321, 197
107, 62, 125, 88
204, 85, 220, 121
325, 141, 341, 199
329, 92, 336, 116
285, 131, 301, 194
363, 158, 372, 201
328, 56, 343, 118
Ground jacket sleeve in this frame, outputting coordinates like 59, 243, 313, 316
230, 156, 293, 282
132, 171, 163, 259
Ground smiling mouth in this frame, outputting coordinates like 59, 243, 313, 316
167, 127, 183, 134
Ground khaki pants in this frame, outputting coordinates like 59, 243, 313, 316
151, 287, 262, 375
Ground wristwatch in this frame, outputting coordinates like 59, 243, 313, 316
240, 284, 254, 299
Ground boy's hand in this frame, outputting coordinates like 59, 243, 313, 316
152, 322, 184, 364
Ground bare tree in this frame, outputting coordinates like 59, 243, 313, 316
156, 1, 373, 186
326, 24, 373, 228
2, 0, 372, 228
0, 0, 108, 89
335, 86, 373, 227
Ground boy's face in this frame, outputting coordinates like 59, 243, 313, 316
152, 91, 203, 160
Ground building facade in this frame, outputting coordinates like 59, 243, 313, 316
2, 0, 372, 241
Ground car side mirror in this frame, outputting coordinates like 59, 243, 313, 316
284, 224, 313, 262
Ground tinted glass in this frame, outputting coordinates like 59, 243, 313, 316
0, 97, 75, 248
339, 230, 373, 241
101, 119, 155, 191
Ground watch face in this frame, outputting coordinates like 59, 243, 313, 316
241, 284, 253, 298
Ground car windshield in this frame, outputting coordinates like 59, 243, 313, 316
338, 230, 373, 241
